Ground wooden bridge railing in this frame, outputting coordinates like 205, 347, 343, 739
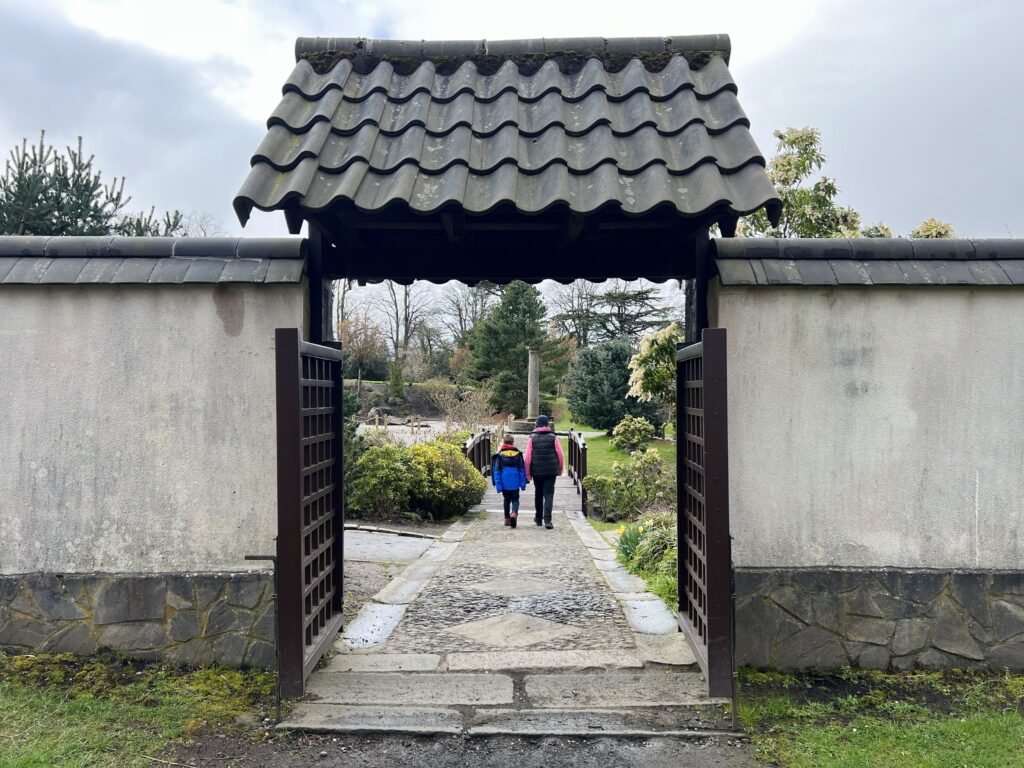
463, 430, 492, 475
566, 429, 589, 516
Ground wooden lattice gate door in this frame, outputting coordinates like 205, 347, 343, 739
676, 328, 734, 698
275, 328, 345, 697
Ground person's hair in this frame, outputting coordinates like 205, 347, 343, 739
503, 435, 515, 445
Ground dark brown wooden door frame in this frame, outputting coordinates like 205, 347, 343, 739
677, 328, 734, 698
275, 327, 345, 697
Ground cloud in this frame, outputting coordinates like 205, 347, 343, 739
0, 3, 283, 235
735, 0, 1024, 236
4, 0, 1022, 237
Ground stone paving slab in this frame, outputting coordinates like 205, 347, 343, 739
341, 603, 406, 649
419, 541, 460, 562
325, 653, 441, 672
308, 672, 514, 706
280, 703, 463, 734
635, 633, 698, 667
525, 672, 720, 708
622, 598, 679, 635
446, 649, 643, 672
616, 591, 661, 601
344, 531, 434, 563
602, 567, 650, 593
372, 574, 430, 605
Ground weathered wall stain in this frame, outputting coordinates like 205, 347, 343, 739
213, 284, 245, 337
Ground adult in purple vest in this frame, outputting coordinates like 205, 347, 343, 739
524, 415, 564, 529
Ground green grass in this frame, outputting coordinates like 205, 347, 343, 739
587, 519, 620, 533
740, 668, 1024, 767
549, 396, 598, 433
0, 653, 274, 767
583, 434, 676, 475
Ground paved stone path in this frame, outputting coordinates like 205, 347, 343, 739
283, 478, 725, 738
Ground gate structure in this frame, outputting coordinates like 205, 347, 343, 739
275, 328, 345, 697
237, 34, 781, 702
676, 328, 734, 698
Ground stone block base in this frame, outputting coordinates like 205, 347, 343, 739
0, 571, 275, 668
736, 568, 1024, 671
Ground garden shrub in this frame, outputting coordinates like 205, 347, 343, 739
407, 441, 486, 520
610, 414, 655, 453
348, 440, 486, 520
436, 429, 474, 447
582, 448, 675, 521
347, 444, 418, 518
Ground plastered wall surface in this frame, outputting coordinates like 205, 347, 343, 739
0, 283, 305, 573
717, 285, 1024, 570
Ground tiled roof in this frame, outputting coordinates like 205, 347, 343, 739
0, 237, 306, 285
234, 35, 780, 227
713, 238, 1024, 287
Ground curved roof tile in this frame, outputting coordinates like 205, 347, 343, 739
235, 35, 779, 226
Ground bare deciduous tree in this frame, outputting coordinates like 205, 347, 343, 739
338, 306, 388, 394
180, 210, 225, 237
421, 378, 495, 432
439, 283, 497, 343
376, 281, 430, 364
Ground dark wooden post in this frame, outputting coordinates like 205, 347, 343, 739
274, 328, 304, 698
330, 342, 345, 622
580, 440, 588, 516
701, 328, 733, 698
307, 223, 328, 344
685, 228, 711, 343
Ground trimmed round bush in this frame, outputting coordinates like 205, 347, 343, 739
347, 444, 418, 518
408, 441, 487, 520
610, 414, 655, 453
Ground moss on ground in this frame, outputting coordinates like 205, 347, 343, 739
0, 652, 276, 767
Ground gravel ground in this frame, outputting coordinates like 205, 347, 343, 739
175, 731, 754, 767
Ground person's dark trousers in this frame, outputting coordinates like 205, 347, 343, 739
533, 475, 556, 525
502, 489, 520, 517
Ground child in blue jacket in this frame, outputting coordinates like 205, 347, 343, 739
491, 434, 527, 528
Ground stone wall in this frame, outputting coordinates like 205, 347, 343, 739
736, 568, 1024, 671
0, 572, 275, 668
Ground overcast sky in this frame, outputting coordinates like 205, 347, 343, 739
1, 0, 1021, 239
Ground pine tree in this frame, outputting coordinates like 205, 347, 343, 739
467, 281, 549, 414
0, 131, 183, 236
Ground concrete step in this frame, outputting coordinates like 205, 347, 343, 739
279, 703, 733, 737
306, 671, 514, 706
280, 703, 463, 735
445, 649, 644, 672
524, 671, 727, 708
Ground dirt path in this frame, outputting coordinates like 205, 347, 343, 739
176, 731, 754, 767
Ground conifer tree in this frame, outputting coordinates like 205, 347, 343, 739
0, 131, 183, 236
